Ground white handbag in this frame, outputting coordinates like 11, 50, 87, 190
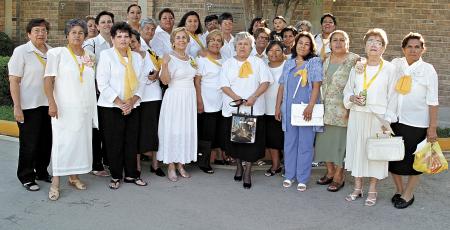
367, 133, 405, 161
291, 103, 324, 126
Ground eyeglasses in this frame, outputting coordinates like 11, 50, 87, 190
257, 36, 269, 41
32, 29, 47, 34
366, 39, 383, 47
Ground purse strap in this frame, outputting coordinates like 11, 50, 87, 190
229, 99, 253, 115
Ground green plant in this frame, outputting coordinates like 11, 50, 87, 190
0, 56, 12, 105
0, 32, 13, 56
0, 105, 14, 121
437, 127, 450, 138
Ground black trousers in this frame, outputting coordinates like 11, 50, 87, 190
17, 106, 52, 184
100, 107, 139, 179
92, 105, 107, 171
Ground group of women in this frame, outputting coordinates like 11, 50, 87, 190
9, 7, 439, 210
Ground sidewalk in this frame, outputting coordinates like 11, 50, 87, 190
0, 137, 449, 230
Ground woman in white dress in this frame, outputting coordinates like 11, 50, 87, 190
158, 27, 198, 182
178, 11, 206, 57
343, 28, 397, 206
194, 30, 224, 174
44, 19, 98, 200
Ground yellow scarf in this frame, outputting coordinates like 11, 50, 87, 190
238, 60, 253, 78
115, 48, 138, 100
33, 51, 46, 67
294, 69, 308, 87
395, 75, 412, 95
206, 55, 221, 67
363, 60, 384, 90
67, 45, 85, 83
148, 49, 161, 71
320, 38, 328, 60
188, 32, 205, 49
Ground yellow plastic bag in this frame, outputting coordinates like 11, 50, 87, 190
395, 75, 412, 95
413, 142, 448, 174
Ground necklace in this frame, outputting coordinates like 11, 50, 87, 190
173, 51, 187, 60
363, 60, 384, 90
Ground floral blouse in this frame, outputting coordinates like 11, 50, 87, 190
322, 52, 359, 127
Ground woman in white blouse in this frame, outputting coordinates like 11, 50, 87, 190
44, 19, 98, 200
178, 11, 206, 57
221, 32, 273, 189
389, 33, 439, 209
150, 8, 175, 56
194, 30, 224, 174
343, 28, 397, 206
158, 27, 198, 182
96, 22, 147, 189
264, 40, 285, 177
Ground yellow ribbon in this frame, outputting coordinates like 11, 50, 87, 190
188, 32, 205, 49
114, 48, 138, 100
294, 69, 308, 87
395, 75, 412, 95
363, 60, 384, 90
206, 55, 221, 67
67, 45, 85, 83
320, 38, 328, 60
148, 49, 161, 71
238, 60, 253, 78
33, 51, 46, 67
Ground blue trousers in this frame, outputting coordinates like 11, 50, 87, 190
284, 125, 315, 184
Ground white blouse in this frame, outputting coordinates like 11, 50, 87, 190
82, 34, 111, 63
96, 48, 146, 108
220, 56, 273, 117
8, 41, 52, 109
220, 35, 236, 60
314, 34, 331, 56
150, 26, 172, 56
141, 51, 162, 102
196, 56, 223, 112
265, 61, 285, 115
391, 57, 439, 128
343, 60, 398, 122
187, 34, 205, 57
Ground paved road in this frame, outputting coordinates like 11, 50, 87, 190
0, 137, 449, 230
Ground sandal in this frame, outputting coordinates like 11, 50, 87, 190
345, 188, 363, 201
109, 179, 120, 190
327, 181, 345, 192
282, 179, 294, 188
264, 167, 282, 177
68, 178, 87, 190
23, 182, 40, 191
168, 168, 178, 182
48, 185, 60, 201
91, 170, 110, 177
177, 167, 191, 178
124, 177, 148, 186
316, 174, 333, 185
297, 183, 307, 192
364, 192, 377, 207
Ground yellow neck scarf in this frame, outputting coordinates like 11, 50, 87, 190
294, 69, 308, 87
115, 48, 138, 100
206, 55, 221, 67
33, 51, 46, 67
188, 32, 205, 49
67, 45, 85, 83
238, 60, 253, 78
363, 60, 384, 90
148, 49, 161, 71
395, 75, 412, 95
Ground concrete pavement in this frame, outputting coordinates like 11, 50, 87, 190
0, 137, 449, 230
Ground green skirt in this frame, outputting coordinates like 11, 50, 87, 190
314, 125, 347, 167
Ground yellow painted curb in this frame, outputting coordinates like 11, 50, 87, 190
0, 120, 19, 137
438, 138, 450, 151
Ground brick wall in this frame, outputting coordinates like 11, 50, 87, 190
0, 0, 5, 32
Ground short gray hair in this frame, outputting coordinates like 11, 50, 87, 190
140, 17, 157, 29
64, 19, 88, 36
295, 20, 312, 32
234, 31, 254, 50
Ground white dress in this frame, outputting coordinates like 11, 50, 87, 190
157, 55, 197, 164
45, 47, 98, 176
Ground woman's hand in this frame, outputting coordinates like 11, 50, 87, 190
350, 95, 366, 106
148, 70, 159, 81
197, 98, 204, 114
245, 96, 257, 107
275, 106, 282, 121
303, 104, 314, 121
13, 106, 24, 123
48, 102, 58, 118
427, 126, 438, 143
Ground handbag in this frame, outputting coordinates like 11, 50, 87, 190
367, 133, 405, 161
230, 99, 257, 144
413, 141, 448, 174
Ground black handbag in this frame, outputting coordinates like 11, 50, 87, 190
230, 99, 257, 144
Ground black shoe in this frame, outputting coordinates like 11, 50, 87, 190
234, 175, 242, 181
391, 193, 402, 204
36, 175, 52, 183
394, 196, 415, 209
140, 155, 150, 161
150, 166, 166, 177
23, 181, 40, 191
214, 160, 225, 165
199, 166, 214, 174
243, 182, 252, 189
264, 167, 282, 177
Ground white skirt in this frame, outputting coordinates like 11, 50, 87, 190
157, 86, 197, 164
344, 110, 388, 179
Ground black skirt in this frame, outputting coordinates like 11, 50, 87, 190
389, 122, 427, 175
138, 101, 162, 153
198, 111, 225, 149
223, 116, 266, 162
264, 115, 284, 150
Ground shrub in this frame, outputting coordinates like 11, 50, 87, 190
0, 56, 12, 105
437, 127, 450, 138
0, 32, 13, 56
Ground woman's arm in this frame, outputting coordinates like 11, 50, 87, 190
245, 82, 270, 106
194, 74, 204, 113
303, 82, 321, 121
44, 76, 58, 118
159, 54, 171, 85
427, 106, 438, 142
221, 87, 242, 102
8, 76, 23, 122
275, 85, 284, 121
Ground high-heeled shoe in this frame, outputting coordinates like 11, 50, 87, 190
345, 188, 363, 201
364, 192, 377, 206
243, 182, 252, 189
150, 166, 166, 177
177, 167, 191, 178
234, 175, 242, 181
167, 168, 178, 182
48, 185, 60, 201
68, 178, 86, 190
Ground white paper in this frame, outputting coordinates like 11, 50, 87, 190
291, 103, 324, 126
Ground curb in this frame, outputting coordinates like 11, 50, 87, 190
0, 120, 18, 137
438, 138, 450, 151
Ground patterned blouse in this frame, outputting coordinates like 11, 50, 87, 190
322, 52, 359, 127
